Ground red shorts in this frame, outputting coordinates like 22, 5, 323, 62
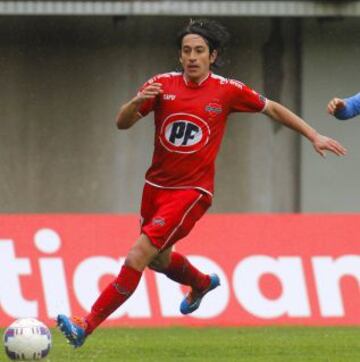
140, 183, 212, 250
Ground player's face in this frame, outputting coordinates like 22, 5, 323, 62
180, 34, 217, 83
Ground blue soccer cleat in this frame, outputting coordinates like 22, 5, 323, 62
57, 314, 87, 348
180, 273, 220, 315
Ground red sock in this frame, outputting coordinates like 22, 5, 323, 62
85, 265, 142, 334
161, 252, 210, 291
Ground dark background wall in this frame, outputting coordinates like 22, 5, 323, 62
1, 16, 355, 213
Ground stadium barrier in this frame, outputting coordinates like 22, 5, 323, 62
0, 214, 359, 327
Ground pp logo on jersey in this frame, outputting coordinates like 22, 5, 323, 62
160, 113, 210, 153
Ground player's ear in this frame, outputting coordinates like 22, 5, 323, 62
210, 49, 218, 65
179, 51, 184, 65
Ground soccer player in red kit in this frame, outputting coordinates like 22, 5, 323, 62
57, 19, 347, 348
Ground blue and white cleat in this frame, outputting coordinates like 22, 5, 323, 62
180, 273, 220, 315
57, 314, 87, 348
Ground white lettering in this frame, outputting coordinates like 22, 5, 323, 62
233, 256, 310, 318
163, 94, 176, 101
229, 79, 244, 89
2, 224, 359, 325
312, 255, 360, 317
0, 240, 37, 318
35, 229, 70, 318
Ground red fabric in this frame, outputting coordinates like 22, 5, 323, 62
161, 251, 211, 291
140, 183, 212, 250
138, 72, 266, 195
85, 265, 142, 333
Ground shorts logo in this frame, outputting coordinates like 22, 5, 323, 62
160, 113, 210, 154
152, 217, 165, 227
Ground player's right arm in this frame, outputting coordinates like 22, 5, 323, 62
116, 82, 163, 129
327, 93, 360, 120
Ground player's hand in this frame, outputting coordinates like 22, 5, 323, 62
327, 97, 346, 115
312, 133, 347, 157
135, 83, 163, 104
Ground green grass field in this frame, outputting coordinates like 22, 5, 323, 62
1, 326, 359, 362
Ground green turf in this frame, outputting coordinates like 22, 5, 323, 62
1, 326, 360, 361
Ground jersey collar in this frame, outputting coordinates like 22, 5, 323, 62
183, 72, 211, 89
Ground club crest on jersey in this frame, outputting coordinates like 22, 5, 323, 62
205, 103, 223, 115
160, 113, 210, 153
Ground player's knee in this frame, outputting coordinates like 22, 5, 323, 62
148, 259, 166, 272
148, 260, 161, 272
148, 253, 171, 272
125, 243, 156, 271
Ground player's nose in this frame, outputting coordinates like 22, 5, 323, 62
189, 50, 197, 60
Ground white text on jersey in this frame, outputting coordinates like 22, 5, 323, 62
163, 94, 176, 101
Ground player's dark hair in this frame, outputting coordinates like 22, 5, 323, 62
177, 19, 230, 68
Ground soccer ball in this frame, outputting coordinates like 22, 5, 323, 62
3, 318, 52, 361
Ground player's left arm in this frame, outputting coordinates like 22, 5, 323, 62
264, 100, 347, 157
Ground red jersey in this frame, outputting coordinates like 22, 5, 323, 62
138, 72, 267, 196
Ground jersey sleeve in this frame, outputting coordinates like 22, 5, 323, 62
137, 76, 161, 118
227, 79, 267, 113
335, 92, 360, 120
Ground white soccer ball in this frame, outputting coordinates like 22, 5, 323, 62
3, 318, 52, 361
